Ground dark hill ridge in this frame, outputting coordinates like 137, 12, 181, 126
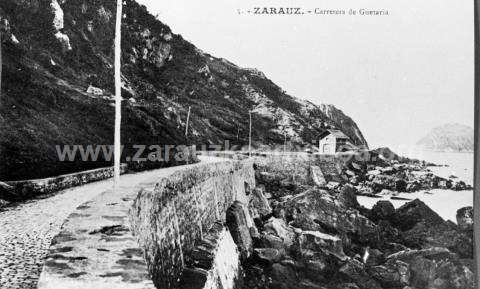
0, 0, 368, 180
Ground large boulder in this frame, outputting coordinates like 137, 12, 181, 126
298, 231, 347, 261
258, 232, 290, 254
386, 248, 475, 289
253, 248, 284, 265
370, 201, 395, 222
282, 189, 379, 246
249, 186, 272, 220
393, 199, 445, 231
263, 217, 296, 248
337, 259, 383, 289
401, 221, 473, 258
270, 263, 300, 289
338, 185, 360, 209
367, 260, 410, 289
456, 207, 473, 231
226, 201, 253, 259
376, 220, 402, 247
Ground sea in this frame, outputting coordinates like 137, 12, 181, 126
357, 150, 474, 223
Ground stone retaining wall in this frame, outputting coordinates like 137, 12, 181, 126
179, 222, 241, 289
3, 165, 128, 201
1, 147, 198, 203
129, 160, 255, 289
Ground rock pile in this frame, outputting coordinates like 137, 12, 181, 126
224, 157, 475, 289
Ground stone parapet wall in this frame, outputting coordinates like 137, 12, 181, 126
129, 160, 255, 289
3, 164, 128, 201
1, 146, 198, 204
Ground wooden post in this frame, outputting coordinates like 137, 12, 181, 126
284, 131, 287, 154
249, 111, 252, 157
185, 106, 191, 138
114, 0, 123, 190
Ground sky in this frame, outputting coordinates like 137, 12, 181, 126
137, 0, 474, 149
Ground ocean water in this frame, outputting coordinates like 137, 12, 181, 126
357, 150, 474, 223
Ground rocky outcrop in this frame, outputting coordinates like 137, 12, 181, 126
337, 148, 473, 199
417, 123, 474, 152
50, 0, 71, 51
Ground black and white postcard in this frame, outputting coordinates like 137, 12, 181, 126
0, 1, 476, 289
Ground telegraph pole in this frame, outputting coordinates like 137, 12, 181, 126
113, 0, 123, 191
185, 106, 191, 138
249, 111, 252, 157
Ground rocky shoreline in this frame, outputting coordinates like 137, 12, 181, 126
232, 151, 474, 289
343, 148, 472, 198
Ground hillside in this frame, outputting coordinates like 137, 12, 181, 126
417, 123, 473, 152
0, 0, 367, 180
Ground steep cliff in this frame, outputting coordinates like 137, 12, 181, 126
417, 124, 473, 152
318, 104, 368, 147
0, 0, 367, 180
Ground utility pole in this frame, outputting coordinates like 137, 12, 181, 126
185, 106, 191, 138
113, 0, 123, 191
249, 111, 252, 157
